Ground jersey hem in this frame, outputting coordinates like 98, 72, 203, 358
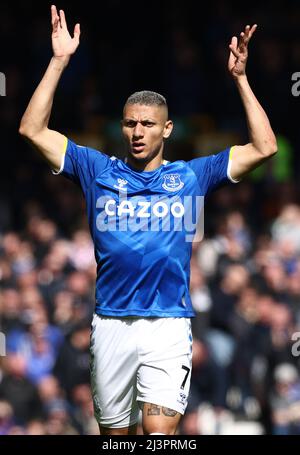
95, 309, 195, 318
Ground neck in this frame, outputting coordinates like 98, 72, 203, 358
126, 155, 166, 172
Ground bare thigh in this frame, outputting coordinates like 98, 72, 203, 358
99, 423, 138, 435
142, 403, 182, 435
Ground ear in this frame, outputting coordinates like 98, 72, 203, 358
163, 120, 173, 139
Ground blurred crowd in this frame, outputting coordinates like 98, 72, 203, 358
183, 198, 300, 435
0, 215, 98, 435
1, 0, 300, 436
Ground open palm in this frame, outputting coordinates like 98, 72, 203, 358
51, 5, 80, 59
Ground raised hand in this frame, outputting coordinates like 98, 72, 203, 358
228, 24, 257, 78
51, 5, 80, 63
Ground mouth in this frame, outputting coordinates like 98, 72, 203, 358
131, 142, 146, 153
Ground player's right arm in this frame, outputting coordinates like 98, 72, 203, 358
19, 5, 80, 171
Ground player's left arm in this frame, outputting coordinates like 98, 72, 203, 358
228, 25, 278, 181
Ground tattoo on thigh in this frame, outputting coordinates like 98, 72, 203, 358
162, 407, 178, 417
147, 404, 161, 416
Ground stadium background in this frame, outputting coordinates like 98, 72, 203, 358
1, 0, 300, 435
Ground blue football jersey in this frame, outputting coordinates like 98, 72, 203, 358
57, 138, 237, 317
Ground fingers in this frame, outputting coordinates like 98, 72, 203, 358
228, 47, 236, 70
73, 23, 81, 41
229, 36, 240, 59
51, 4, 79, 44
239, 24, 257, 47
51, 5, 59, 25
248, 24, 258, 37
51, 5, 58, 24
59, 9, 68, 29
51, 5, 60, 32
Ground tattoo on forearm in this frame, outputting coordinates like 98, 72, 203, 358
147, 404, 161, 416
162, 407, 178, 417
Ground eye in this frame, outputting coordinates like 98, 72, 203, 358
124, 120, 136, 128
142, 121, 155, 127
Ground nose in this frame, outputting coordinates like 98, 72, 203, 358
132, 121, 144, 139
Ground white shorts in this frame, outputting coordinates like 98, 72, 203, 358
90, 314, 192, 428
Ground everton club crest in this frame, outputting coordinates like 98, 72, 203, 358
162, 174, 184, 192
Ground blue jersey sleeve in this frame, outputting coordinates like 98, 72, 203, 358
187, 147, 238, 195
56, 138, 111, 191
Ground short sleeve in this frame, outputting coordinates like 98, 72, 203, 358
187, 147, 239, 195
53, 138, 111, 191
